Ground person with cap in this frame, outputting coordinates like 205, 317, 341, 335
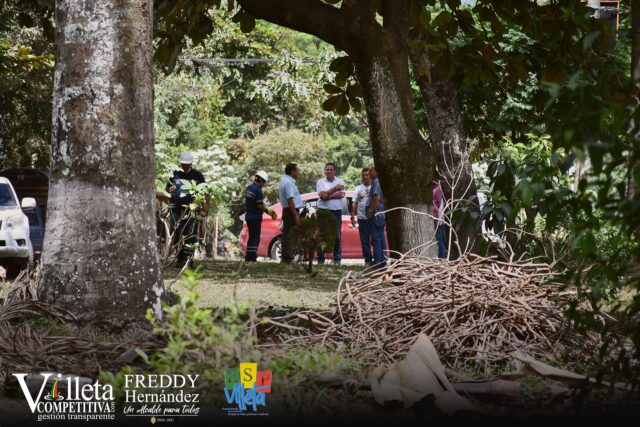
166, 151, 210, 268
244, 171, 277, 262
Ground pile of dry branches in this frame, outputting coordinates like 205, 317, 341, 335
0, 274, 159, 388
262, 254, 600, 372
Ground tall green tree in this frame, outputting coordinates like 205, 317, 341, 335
0, 0, 53, 169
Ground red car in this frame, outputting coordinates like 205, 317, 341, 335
240, 191, 386, 260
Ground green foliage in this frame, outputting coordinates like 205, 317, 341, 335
155, 141, 242, 228
413, 0, 612, 85
406, 0, 619, 157
189, 18, 320, 135
268, 349, 357, 378
242, 128, 327, 202
323, 133, 373, 189
321, 55, 364, 117
155, 71, 230, 148
101, 268, 362, 408
145, 269, 257, 376
101, 269, 259, 398
154, 4, 368, 137
290, 209, 338, 272
0, 0, 54, 169
480, 134, 573, 234
248, 54, 328, 133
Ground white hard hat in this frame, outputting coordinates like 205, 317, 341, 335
179, 151, 194, 164
255, 170, 269, 183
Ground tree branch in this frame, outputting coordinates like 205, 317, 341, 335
237, 0, 347, 50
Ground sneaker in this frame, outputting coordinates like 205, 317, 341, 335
331, 260, 341, 266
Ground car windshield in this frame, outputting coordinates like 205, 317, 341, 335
0, 183, 18, 207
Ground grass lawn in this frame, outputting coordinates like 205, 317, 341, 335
163, 259, 364, 310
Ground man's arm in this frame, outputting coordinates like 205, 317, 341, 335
317, 180, 329, 201
287, 198, 301, 225
367, 194, 381, 218
166, 174, 176, 193
328, 180, 346, 199
257, 199, 277, 218
350, 199, 358, 226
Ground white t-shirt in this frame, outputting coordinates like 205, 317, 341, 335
354, 184, 370, 219
316, 177, 346, 211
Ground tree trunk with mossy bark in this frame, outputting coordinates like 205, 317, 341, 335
39, 0, 163, 324
412, 72, 481, 257
353, 44, 436, 257
631, 0, 640, 239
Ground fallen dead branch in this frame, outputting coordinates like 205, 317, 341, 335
260, 254, 603, 373
0, 273, 160, 388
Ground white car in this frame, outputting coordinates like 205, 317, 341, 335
0, 177, 35, 275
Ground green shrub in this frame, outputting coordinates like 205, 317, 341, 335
290, 209, 338, 272
101, 268, 259, 400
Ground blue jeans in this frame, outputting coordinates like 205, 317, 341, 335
245, 218, 262, 262
317, 209, 342, 263
357, 218, 373, 264
435, 223, 447, 259
368, 216, 387, 268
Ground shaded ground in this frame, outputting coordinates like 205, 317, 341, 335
163, 259, 364, 310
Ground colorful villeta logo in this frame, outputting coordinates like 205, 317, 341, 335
45, 378, 63, 401
223, 363, 272, 414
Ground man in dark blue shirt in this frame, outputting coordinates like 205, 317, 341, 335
365, 165, 387, 268
166, 152, 210, 268
244, 170, 277, 262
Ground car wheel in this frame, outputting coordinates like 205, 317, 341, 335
270, 238, 282, 261
270, 237, 304, 263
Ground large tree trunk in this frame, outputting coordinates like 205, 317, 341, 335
631, 0, 640, 213
352, 28, 437, 258
413, 74, 480, 257
630, 0, 640, 241
39, 0, 163, 323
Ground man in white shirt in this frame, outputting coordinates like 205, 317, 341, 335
316, 162, 346, 265
351, 168, 373, 266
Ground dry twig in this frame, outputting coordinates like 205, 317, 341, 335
260, 254, 601, 373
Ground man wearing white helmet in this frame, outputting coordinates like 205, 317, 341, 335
166, 151, 209, 268
244, 171, 277, 262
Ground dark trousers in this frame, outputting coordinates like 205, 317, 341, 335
368, 217, 387, 268
317, 209, 343, 263
281, 208, 297, 263
436, 223, 448, 259
357, 218, 373, 264
245, 218, 262, 262
171, 210, 198, 267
